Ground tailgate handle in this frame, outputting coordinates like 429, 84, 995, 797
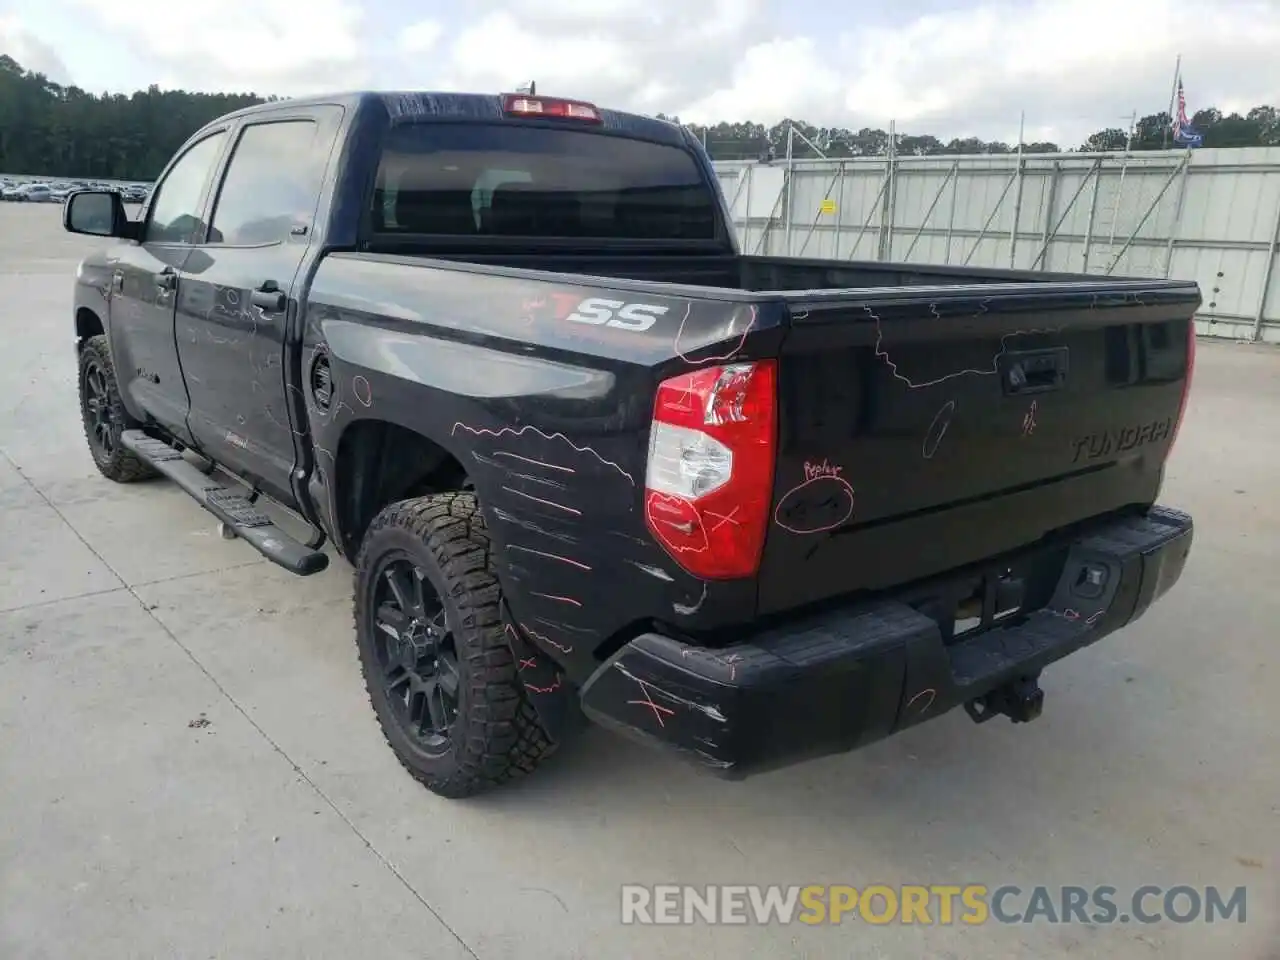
1001, 347, 1068, 395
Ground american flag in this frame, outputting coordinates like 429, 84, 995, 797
1172, 79, 1203, 147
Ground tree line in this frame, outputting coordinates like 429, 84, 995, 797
3, 54, 1280, 180
676, 107, 1280, 160
0, 55, 267, 180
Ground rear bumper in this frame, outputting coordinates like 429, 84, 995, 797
580, 506, 1193, 777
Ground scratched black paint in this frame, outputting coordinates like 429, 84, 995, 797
67, 89, 1199, 721
580, 507, 1193, 777
759, 290, 1197, 614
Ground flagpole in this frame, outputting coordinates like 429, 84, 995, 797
1163, 53, 1181, 150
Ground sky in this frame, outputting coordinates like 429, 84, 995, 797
2, 0, 1279, 147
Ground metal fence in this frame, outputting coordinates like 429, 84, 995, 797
712, 146, 1280, 343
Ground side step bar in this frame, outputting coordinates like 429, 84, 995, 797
122, 430, 329, 576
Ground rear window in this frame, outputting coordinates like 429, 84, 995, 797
371, 123, 717, 241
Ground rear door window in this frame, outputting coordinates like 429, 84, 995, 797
372, 123, 717, 240
209, 120, 326, 245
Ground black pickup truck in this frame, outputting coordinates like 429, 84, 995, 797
64, 90, 1198, 798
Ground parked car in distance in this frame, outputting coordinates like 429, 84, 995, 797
15, 183, 53, 202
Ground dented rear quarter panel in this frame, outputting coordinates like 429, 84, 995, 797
301, 252, 786, 681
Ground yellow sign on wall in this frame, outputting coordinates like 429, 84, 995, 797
819, 198, 837, 214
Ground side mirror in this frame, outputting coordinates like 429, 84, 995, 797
63, 190, 136, 239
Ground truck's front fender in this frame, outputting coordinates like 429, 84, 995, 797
73, 258, 114, 342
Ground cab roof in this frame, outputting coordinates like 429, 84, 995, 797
215, 91, 688, 148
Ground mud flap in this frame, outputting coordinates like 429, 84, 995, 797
502, 607, 573, 742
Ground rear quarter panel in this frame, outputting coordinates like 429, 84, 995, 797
301, 254, 783, 678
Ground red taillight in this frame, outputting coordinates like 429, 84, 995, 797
501, 94, 601, 123
1169, 318, 1197, 454
645, 361, 777, 580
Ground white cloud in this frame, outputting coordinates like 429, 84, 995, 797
398, 20, 442, 54
818, 0, 1280, 144
15, 0, 1280, 148
437, 0, 772, 113
434, 0, 1280, 146
679, 38, 843, 126
441, 11, 641, 96
0, 14, 70, 80
68, 0, 367, 94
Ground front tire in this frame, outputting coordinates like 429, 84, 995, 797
78, 335, 157, 483
353, 493, 555, 798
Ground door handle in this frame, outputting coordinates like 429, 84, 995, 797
156, 268, 176, 292
250, 280, 287, 312
1000, 347, 1069, 395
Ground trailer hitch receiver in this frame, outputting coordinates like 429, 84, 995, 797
965, 675, 1045, 725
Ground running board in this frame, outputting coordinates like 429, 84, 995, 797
121, 430, 329, 576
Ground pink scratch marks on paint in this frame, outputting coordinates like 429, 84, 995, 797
663, 372, 699, 414
525, 677, 563, 695
906, 688, 937, 713
351, 375, 372, 407
923, 400, 955, 460
623, 674, 676, 728
673, 303, 757, 365
1047, 607, 1104, 625
451, 422, 634, 485
682, 648, 745, 681
866, 304, 1063, 390
492, 450, 575, 473
645, 492, 710, 555
523, 624, 574, 655
1022, 400, 1038, 437
507, 544, 592, 571
501, 485, 581, 516
721, 654, 744, 680
773, 459, 855, 535
704, 506, 741, 532
529, 592, 583, 607
506, 623, 564, 694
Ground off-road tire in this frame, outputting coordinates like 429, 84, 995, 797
353, 492, 556, 798
78, 335, 157, 483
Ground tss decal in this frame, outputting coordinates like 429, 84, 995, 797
567, 297, 670, 332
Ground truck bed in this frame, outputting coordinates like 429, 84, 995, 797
365, 248, 1150, 293
307, 249, 1197, 652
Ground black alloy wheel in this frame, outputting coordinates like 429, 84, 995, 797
352, 493, 557, 798
76, 334, 156, 482
81, 356, 117, 459
369, 553, 462, 753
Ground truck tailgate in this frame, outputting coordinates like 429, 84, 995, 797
759, 281, 1199, 615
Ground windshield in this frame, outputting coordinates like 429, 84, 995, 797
371, 122, 718, 241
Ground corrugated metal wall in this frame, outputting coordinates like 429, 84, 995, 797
713, 147, 1280, 342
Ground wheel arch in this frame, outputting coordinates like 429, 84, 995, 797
76, 306, 105, 342
330, 418, 471, 560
